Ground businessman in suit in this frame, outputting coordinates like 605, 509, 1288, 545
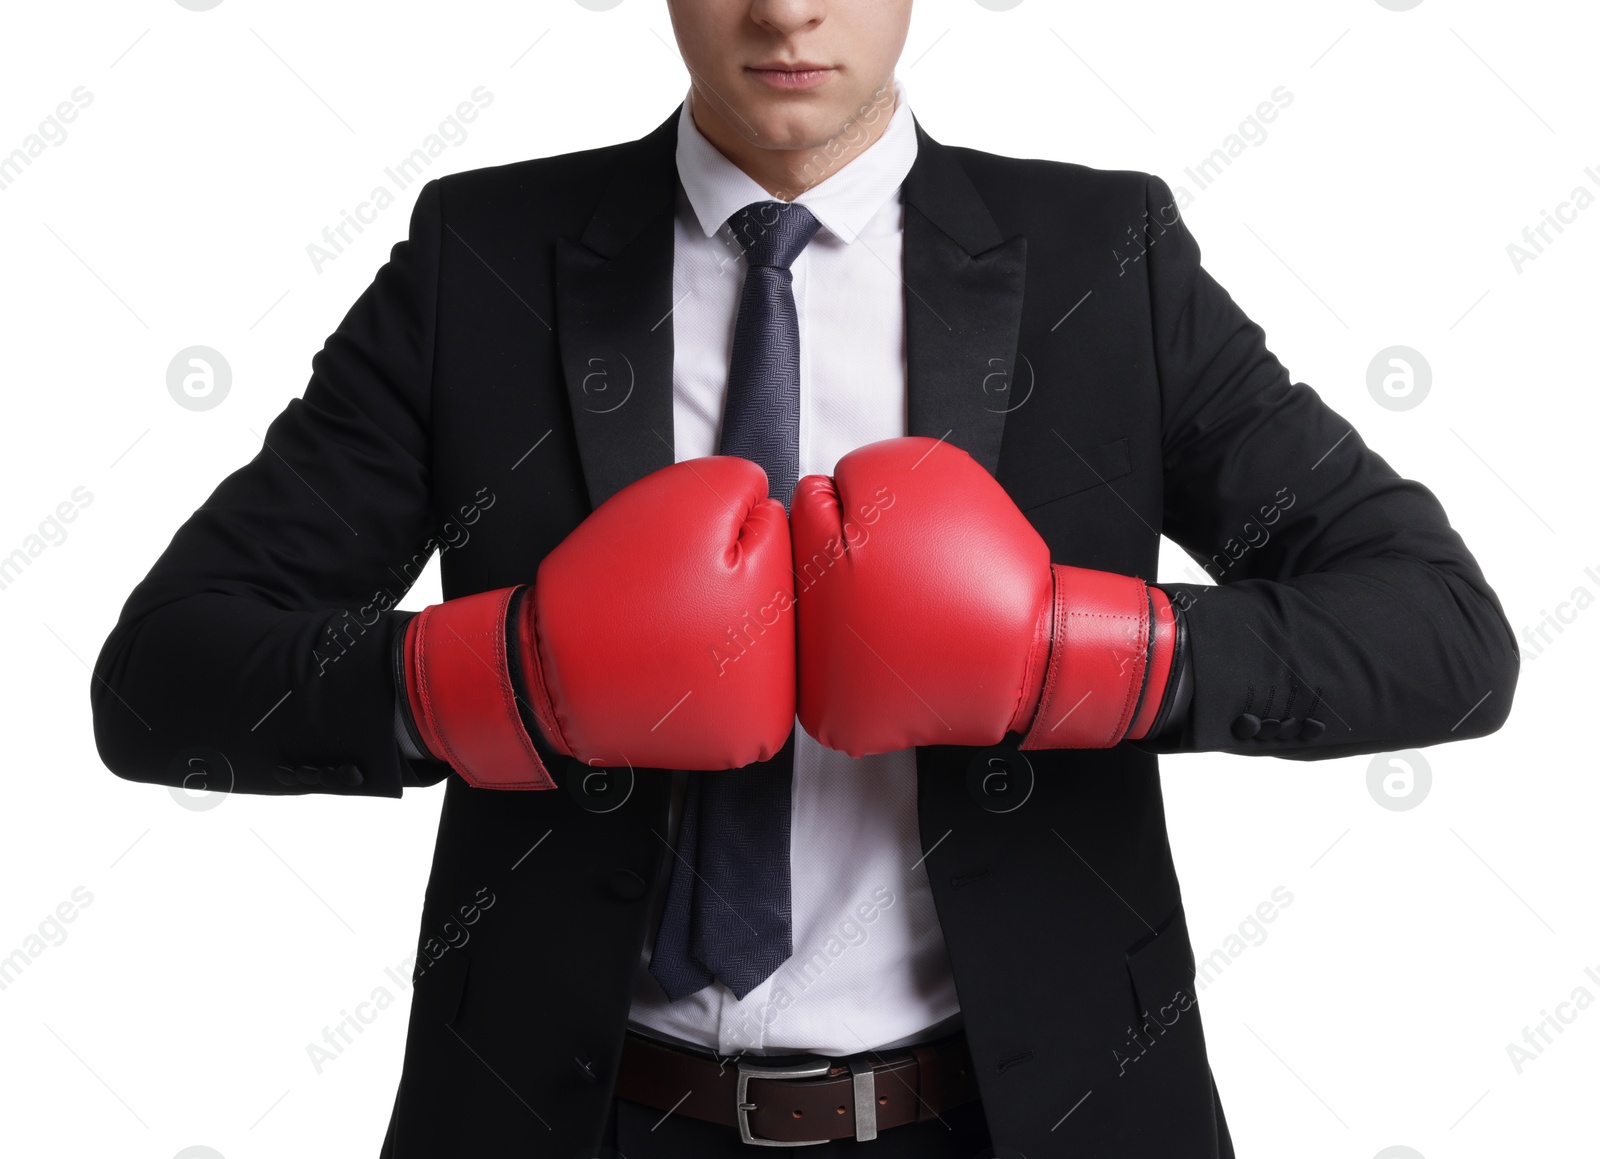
91, 1, 1520, 1155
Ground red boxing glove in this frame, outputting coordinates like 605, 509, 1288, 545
791, 437, 1178, 758
399, 457, 796, 788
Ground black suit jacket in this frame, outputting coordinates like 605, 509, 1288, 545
91, 105, 1518, 1158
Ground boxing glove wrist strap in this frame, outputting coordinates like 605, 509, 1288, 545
1136, 600, 1193, 746
504, 583, 570, 758
398, 585, 558, 790
1126, 586, 1179, 742
1018, 566, 1180, 750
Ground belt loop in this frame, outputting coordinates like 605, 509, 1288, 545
847, 1058, 877, 1141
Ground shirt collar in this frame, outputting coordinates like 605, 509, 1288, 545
675, 76, 917, 246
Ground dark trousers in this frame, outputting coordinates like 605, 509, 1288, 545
603, 1091, 993, 1157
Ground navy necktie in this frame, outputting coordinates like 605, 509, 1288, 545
649, 200, 822, 1001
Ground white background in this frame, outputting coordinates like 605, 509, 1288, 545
1, 1, 1595, 1156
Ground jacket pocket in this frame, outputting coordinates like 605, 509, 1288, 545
1125, 903, 1197, 1025
1117, 902, 1223, 1151
1006, 436, 1132, 513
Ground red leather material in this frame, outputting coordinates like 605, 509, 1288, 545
511, 591, 568, 758
792, 436, 1176, 756
404, 585, 557, 790
1126, 586, 1177, 741
791, 437, 1053, 757
531, 456, 796, 770
1020, 565, 1151, 750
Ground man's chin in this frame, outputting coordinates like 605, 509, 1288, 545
738, 103, 852, 154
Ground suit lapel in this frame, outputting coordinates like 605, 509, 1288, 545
555, 107, 682, 510
554, 108, 1027, 506
898, 120, 1030, 882
902, 116, 1028, 478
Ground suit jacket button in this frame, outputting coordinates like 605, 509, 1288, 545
312, 765, 363, 788
273, 766, 299, 786
608, 869, 646, 900
1300, 718, 1326, 740
1256, 717, 1281, 739
1275, 717, 1300, 740
295, 765, 321, 785
1230, 713, 1261, 740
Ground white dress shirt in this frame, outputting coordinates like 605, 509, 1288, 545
624, 78, 964, 1059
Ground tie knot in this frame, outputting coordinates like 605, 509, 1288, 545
726, 201, 822, 270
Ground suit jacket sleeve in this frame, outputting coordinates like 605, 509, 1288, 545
90, 178, 454, 797
1138, 173, 1520, 758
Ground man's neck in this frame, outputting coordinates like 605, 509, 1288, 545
687, 80, 898, 201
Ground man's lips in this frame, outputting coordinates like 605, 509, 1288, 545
747, 64, 833, 89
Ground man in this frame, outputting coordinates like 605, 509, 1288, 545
90, 1, 1519, 1155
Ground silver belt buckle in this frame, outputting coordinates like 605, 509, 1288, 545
735, 1056, 844, 1146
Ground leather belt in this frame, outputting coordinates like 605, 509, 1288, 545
614, 1028, 979, 1146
